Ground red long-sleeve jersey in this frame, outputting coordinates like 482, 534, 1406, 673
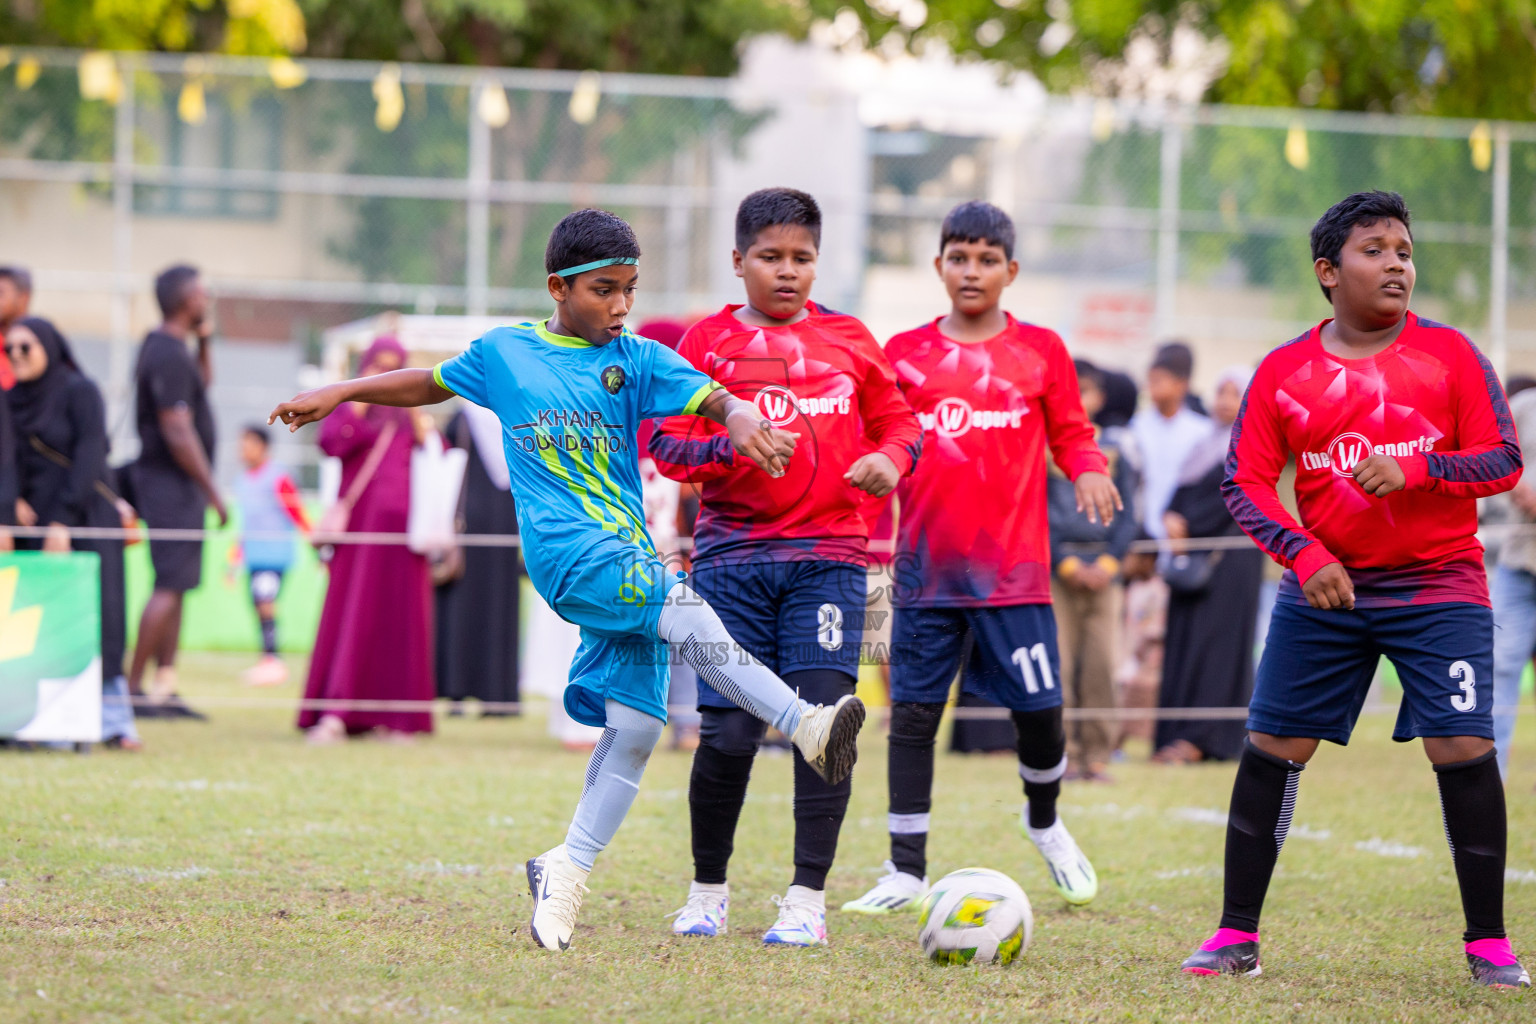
648, 304, 923, 567
1223, 312, 1521, 608
887, 316, 1108, 607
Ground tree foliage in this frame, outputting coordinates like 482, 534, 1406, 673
839, 0, 1536, 119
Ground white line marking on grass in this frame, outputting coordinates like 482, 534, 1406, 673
1506, 869, 1536, 884
1289, 824, 1332, 841
1170, 807, 1228, 826
104, 865, 215, 881
1353, 838, 1425, 859
1155, 867, 1223, 880
406, 861, 482, 877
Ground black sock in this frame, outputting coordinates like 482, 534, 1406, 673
688, 707, 762, 885
259, 616, 278, 655
1013, 706, 1066, 830
786, 670, 856, 890
1219, 739, 1305, 933
888, 702, 944, 878
1435, 749, 1507, 943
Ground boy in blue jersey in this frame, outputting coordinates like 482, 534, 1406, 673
271, 209, 866, 953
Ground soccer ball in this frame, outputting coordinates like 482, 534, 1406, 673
917, 867, 1033, 966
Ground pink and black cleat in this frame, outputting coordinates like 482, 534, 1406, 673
1180, 928, 1262, 976
1466, 939, 1531, 989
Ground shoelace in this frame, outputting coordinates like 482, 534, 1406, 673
1032, 826, 1080, 868
665, 891, 725, 922
769, 894, 823, 935
544, 876, 590, 923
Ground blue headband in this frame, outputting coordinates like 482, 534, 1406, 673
554, 256, 638, 278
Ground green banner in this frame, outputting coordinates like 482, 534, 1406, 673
0, 552, 100, 736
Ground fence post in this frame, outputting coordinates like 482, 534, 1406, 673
466, 79, 491, 317
1155, 108, 1183, 342
1490, 122, 1511, 379
108, 56, 136, 432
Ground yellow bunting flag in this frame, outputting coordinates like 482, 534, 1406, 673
268, 56, 307, 90
478, 81, 511, 128
1284, 122, 1309, 171
78, 51, 122, 104
569, 71, 600, 126
373, 64, 404, 132
1470, 121, 1492, 172
178, 81, 207, 125
16, 57, 39, 90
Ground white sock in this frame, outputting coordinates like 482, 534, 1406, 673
690, 880, 728, 895
784, 884, 825, 909
656, 584, 808, 736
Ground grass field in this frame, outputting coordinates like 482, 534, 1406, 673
4, 654, 1536, 1023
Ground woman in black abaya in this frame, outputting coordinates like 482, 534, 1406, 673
1153, 366, 1264, 764
7, 317, 138, 748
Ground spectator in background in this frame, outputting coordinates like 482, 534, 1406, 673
299, 337, 434, 743
1049, 360, 1139, 782
1490, 375, 1536, 778
435, 402, 522, 715
231, 425, 310, 687
128, 265, 222, 721
1152, 366, 1263, 764
7, 317, 138, 748
0, 265, 31, 387
1131, 342, 1211, 540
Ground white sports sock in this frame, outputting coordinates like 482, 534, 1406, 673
564, 700, 665, 872
656, 584, 808, 736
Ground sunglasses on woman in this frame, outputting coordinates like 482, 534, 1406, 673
3, 341, 33, 357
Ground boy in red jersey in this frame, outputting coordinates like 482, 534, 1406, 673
842, 201, 1121, 914
1181, 191, 1528, 988
649, 188, 922, 945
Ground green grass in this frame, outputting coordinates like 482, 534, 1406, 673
3, 654, 1535, 1022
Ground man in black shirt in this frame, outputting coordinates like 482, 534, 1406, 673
128, 265, 226, 720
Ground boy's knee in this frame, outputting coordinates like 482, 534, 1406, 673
699, 706, 766, 757
890, 701, 945, 746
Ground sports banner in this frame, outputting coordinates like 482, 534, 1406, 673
0, 552, 102, 743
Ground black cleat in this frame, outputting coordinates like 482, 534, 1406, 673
1181, 936, 1262, 977
1467, 947, 1531, 989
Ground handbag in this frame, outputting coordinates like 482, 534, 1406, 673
1162, 549, 1223, 595
312, 420, 398, 552
26, 435, 142, 544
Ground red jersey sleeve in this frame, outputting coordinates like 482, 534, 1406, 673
1221, 360, 1339, 584
646, 326, 736, 484
853, 329, 923, 475
1395, 337, 1522, 498
1040, 333, 1109, 481
275, 474, 312, 532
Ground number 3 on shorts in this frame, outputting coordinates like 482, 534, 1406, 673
1449, 659, 1476, 712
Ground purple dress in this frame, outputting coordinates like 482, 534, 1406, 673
298, 402, 435, 734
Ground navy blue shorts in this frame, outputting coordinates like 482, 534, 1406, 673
689, 559, 866, 710
889, 604, 1062, 713
1248, 600, 1494, 745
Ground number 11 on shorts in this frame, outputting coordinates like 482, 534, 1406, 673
1011, 643, 1055, 695
1450, 660, 1476, 712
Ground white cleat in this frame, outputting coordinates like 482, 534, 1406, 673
526, 844, 590, 951
762, 885, 828, 946
1023, 815, 1098, 906
791, 694, 865, 785
667, 881, 729, 937
840, 860, 928, 914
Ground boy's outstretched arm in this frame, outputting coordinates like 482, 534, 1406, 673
695, 388, 798, 479
269, 369, 451, 431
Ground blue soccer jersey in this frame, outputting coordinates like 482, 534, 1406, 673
434, 318, 719, 608
435, 318, 722, 727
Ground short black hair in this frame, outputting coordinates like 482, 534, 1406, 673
155, 264, 200, 318
940, 201, 1015, 259
0, 266, 32, 293
1150, 341, 1194, 381
544, 209, 641, 277
1309, 190, 1412, 302
1073, 358, 1104, 391
242, 424, 271, 447
735, 187, 821, 254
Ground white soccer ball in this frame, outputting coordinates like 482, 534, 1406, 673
917, 867, 1033, 966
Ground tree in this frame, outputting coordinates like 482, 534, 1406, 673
835, 1, 1536, 120
0, 0, 305, 55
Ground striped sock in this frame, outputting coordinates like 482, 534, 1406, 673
1219, 739, 1305, 934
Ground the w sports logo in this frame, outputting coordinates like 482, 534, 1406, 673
755, 385, 798, 426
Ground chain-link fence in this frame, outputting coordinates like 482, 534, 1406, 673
3, 48, 1535, 481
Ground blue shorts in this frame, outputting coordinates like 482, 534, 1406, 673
890, 604, 1062, 713
1249, 600, 1494, 745
548, 534, 684, 729
689, 559, 866, 710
